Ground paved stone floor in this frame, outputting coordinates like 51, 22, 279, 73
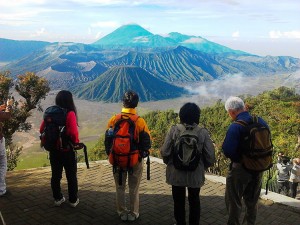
0, 159, 299, 225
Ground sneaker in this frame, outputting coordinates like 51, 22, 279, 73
127, 212, 139, 222
54, 197, 65, 206
69, 198, 79, 208
119, 211, 128, 221
0, 190, 6, 197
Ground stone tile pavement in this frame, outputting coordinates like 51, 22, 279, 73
0, 158, 299, 225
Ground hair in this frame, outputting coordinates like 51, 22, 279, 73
179, 102, 201, 125
55, 90, 77, 116
122, 90, 139, 108
282, 156, 290, 164
225, 96, 245, 112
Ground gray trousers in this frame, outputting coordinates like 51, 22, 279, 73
113, 159, 143, 216
225, 164, 262, 225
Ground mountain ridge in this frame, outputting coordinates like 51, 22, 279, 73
1, 24, 299, 102
71, 65, 188, 102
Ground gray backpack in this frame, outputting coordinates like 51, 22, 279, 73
173, 124, 201, 171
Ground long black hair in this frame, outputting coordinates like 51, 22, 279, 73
55, 90, 77, 118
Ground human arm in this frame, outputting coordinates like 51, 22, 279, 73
104, 116, 115, 155
137, 118, 151, 157
39, 120, 45, 133
222, 123, 242, 162
202, 129, 216, 168
66, 111, 79, 143
160, 125, 176, 164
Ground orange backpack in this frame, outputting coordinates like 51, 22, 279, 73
108, 114, 140, 170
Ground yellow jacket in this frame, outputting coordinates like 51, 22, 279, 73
106, 108, 151, 152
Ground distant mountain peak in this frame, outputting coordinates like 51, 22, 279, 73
93, 24, 153, 46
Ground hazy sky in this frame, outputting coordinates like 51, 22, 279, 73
1, 0, 300, 57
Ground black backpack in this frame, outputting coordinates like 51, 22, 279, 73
40, 106, 71, 151
173, 124, 201, 171
235, 116, 273, 172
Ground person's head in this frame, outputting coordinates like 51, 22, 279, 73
282, 156, 290, 165
122, 90, 139, 108
224, 96, 246, 120
55, 90, 77, 114
179, 102, 201, 125
293, 158, 300, 165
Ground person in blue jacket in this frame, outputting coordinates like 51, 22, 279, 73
222, 96, 269, 225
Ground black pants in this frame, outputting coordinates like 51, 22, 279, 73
290, 182, 299, 198
172, 185, 201, 225
50, 150, 78, 203
277, 181, 290, 196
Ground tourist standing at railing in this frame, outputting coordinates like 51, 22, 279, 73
289, 158, 300, 198
160, 102, 215, 225
276, 152, 292, 196
39, 90, 80, 207
0, 99, 13, 197
222, 96, 270, 225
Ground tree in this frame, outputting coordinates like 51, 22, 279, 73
0, 71, 50, 170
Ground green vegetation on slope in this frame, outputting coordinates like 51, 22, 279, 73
90, 86, 300, 177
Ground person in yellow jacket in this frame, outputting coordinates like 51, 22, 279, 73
105, 90, 151, 222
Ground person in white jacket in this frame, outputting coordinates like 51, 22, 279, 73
0, 100, 13, 197
276, 153, 293, 196
0, 136, 7, 196
289, 158, 300, 198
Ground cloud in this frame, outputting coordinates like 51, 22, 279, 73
29, 28, 46, 38
90, 21, 120, 28
184, 73, 282, 101
232, 31, 240, 38
0, 0, 46, 7
182, 37, 204, 44
269, 30, 300, 39
95, 31, 104, 39
133, 36, 149, 43
36, 27, 46, 36
70, 0, 127, 6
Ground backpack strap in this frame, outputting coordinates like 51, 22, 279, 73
177, 123, 198, 132
177, 124, 186, 133
234, 120, 248, 127
234, 115, 259, 127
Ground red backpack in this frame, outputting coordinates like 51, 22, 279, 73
108, 114, 140, 171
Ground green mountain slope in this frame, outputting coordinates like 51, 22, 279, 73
72, 65, 188, 102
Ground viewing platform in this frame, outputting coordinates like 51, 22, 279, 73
0, 157, 299, 225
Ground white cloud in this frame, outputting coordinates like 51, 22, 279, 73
71, 0, 127, 6
90, 21, 119, 28
133, 36, 149, 43
269, 30, 300, 39
36, 27, 45, 36
283, 31, 300, 39
95, 31, 104, 39
182, 37, 204, 44
0, 0, 46, 7
29, 27, 46, 38
269, 30, 282, 39
232, 31, 240, 38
